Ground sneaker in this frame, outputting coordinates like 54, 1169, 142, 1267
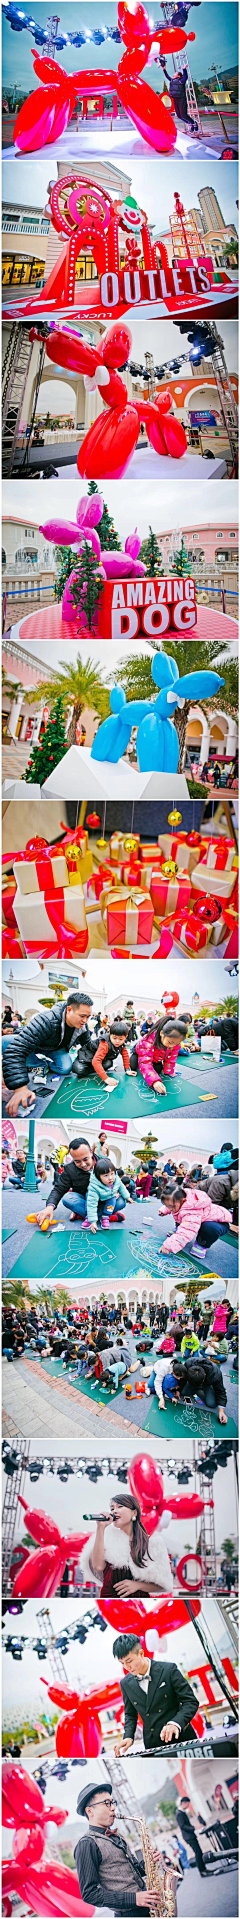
101, 1217, 110, 1229
192, 1243, 206, 1260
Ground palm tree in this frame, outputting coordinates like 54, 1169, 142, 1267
221, 1537, 238, 1562
2, 1278, 32, 1311
117, 634, 235, 770
221, 237, 238, 269
51, 1286, 72, 1313
214, 994, 238, 1018
25, 656, 110, 746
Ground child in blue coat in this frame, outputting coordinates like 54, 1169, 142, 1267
85, 1157, 132, 1232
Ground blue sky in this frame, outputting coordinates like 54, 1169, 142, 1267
2, 1, 238, 88
3, 152, 239, 230
3, 153, 238, 228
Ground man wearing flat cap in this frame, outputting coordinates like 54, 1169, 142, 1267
74, 1783, 160, 1912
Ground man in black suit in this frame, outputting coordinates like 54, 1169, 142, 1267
176, 1798, 208, 1878
112, 1633, 198, 1752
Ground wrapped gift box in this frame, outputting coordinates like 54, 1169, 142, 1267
191, 848, 237, 901
65, 839, 92, 885
158, 832, 204, 875
14, 883, 88, 953
150, 867, 191, 922
204, 836, 236, 870
173, 909, 214, 953
101, 887, 154, 946
14, 851, 69, 895
121, 858, 160, 890
14, 833, 92, 894
139, 843, 164, 863
110, 832, 140, 864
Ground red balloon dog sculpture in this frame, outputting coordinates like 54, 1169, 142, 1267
14, 1, 195, 154
44, 321, 187, 479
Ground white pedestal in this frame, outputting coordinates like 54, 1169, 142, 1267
43, 746, 189, 800
2, 780, 41, 799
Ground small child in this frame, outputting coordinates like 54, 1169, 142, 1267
85, 1157, 132, 1233
91, 1022, 131, 1087
160, 1183, 232, 1255
130, 1017, 188, 1095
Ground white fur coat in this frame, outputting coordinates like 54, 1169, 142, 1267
79, 1521, 173, 1591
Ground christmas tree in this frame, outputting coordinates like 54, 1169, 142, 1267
54, 545, 77, 602
171, 534, 190, 577
25, 696, 67, 786
88, 483, 121, 550
140, 527, 164, 576
69, 540, 103, 632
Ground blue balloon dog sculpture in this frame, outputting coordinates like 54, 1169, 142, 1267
91, 653, 225, 773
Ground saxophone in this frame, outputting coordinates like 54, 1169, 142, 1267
134, 1816, 177, 1919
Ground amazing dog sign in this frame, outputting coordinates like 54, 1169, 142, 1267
98, 575, 197, 641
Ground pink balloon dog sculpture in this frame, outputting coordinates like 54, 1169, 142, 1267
2, 1762, 94, 1917
40, 485, 146, 627
14, 1, 195, 154
42, 320, 187, 483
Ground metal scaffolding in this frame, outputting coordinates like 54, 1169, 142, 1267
36, 1608, 69, 1684
2, 1442, 30, 1597
160, 3, 202, 131
144, 351, 156, 399
2, 326, 35, 476
209, 323, 238, 470
196, 1440, 217, 1592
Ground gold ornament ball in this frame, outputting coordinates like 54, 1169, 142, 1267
161, 859, 177, 877
168, 810, 182, 828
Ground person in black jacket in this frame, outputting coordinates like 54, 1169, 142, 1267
194, 1016, 238, 1053
112, 1634, 198, 1751
74, 1781, 161, 1913
2, 992, 93, 1116
172, 1353, 228, 1421
35, 1136, 93, 1229
176, 1799, 208, 1878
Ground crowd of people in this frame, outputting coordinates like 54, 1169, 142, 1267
2, 991, 238, 1115
2, 1264, 238, 1425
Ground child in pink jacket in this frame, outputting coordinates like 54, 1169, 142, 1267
130, 1017, 188, 1094
160, 1183, 232, 1256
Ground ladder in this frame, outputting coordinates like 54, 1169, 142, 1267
144, 351, 156, 399
196, 1441, 217, 1591
2, 1441, 30, 1597
160, 3, 202, 132
2, 325, 34, 476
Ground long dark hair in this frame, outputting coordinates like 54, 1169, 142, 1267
111, 1494, 150, 1565
154, 1017, 188, 1048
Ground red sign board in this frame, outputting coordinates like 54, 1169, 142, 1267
98, 575, 197, 642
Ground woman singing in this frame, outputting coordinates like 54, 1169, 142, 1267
78, 1492, 173, 1596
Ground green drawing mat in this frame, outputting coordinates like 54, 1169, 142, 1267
182, 1050, 236, 1072
143, 1398, 238, 1439
23, 1352, 237, 1438
2, 1227, 17, 1243
44, 1070, 210, 1123
9, 1230, 211, 1288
